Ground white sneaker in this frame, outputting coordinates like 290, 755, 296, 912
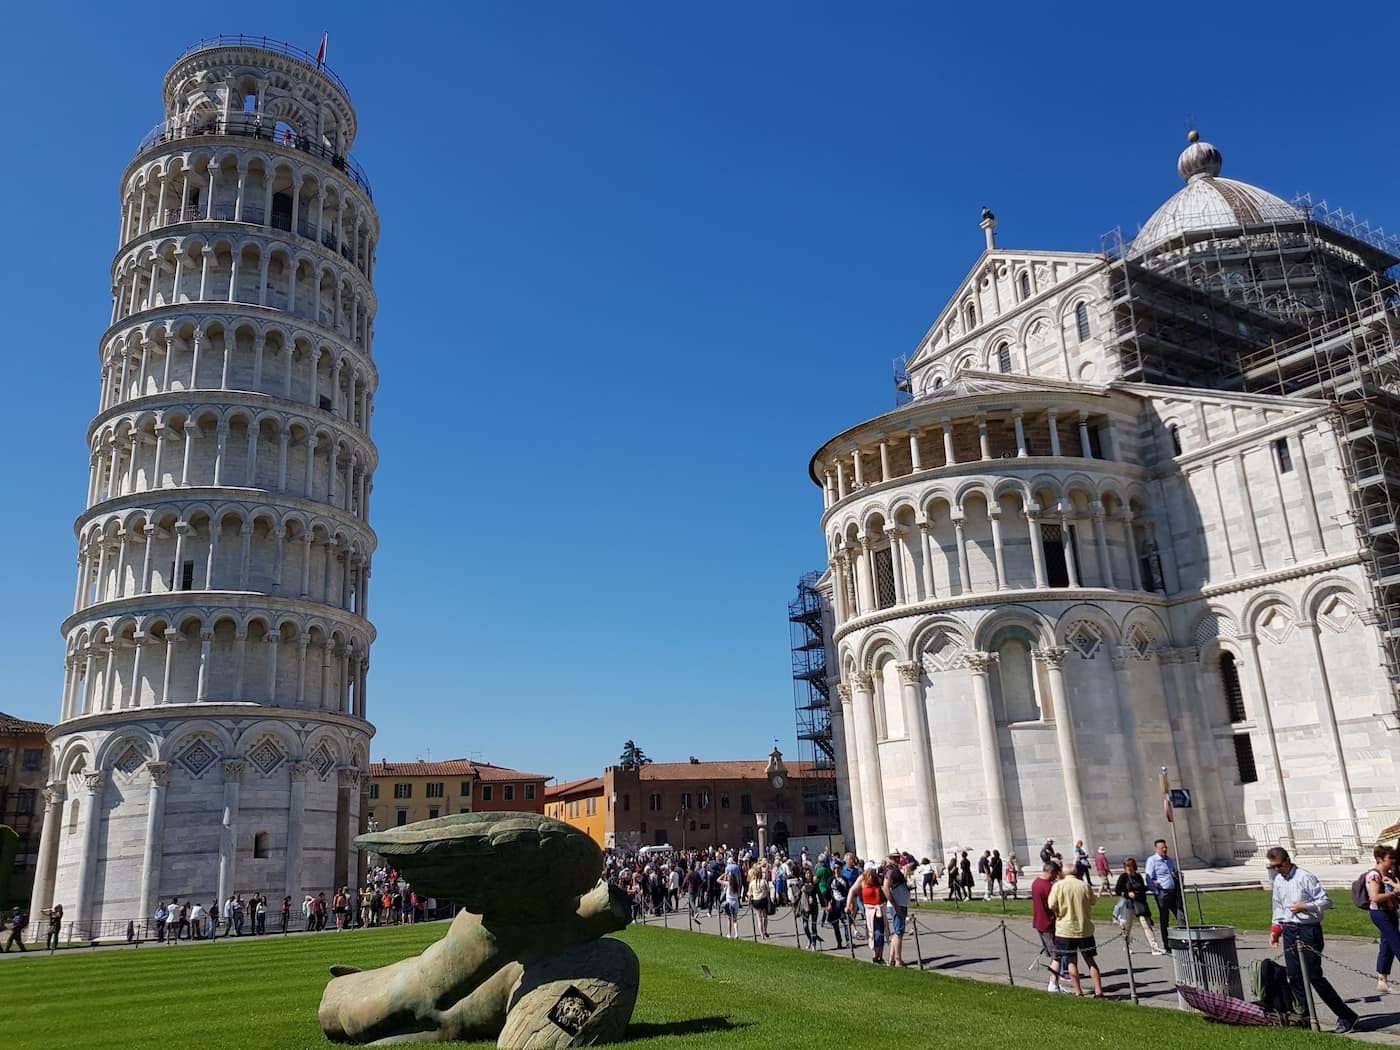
1047, 981, 1061, 993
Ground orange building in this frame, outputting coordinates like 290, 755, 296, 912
367, 758, 549, 829
544, 777, 605, 847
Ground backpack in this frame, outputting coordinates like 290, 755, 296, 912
1352, 869, 1378, 910
1250, 958, 1297, 1016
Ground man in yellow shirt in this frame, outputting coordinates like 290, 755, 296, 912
1047, 866, 1104, 997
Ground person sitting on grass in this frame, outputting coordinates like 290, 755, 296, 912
1048, 865, 1104, 998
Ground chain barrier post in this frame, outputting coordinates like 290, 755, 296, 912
749, 904, 758, 942
911, 910, 924, 969
662, 901, 669, 928
1192, 885, 1204, 926
1298, 941, 1321, 1033
999, 920, 1015, 987
792, 901, 801, 946
1123, 923, 1140, 1005
848, 912, 857, 959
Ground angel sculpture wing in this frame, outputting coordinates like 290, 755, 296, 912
354, 811, 603, 921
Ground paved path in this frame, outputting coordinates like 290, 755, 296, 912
640, 902, 1400, 1044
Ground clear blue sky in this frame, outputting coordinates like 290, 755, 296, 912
5, 2, 1399, 782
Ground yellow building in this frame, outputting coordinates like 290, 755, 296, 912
544, 777, 605, 847
367, 759, 549, 830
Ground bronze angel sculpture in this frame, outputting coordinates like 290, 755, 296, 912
319, 812, 637, 1047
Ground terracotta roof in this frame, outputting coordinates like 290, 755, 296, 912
368, 758, 549, 780
633, 760, 823, 781
545, 776, 604, 800
470, 760, 550, 782
0, 711, 53, 736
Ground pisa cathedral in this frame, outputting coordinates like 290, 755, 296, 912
30, 37, 379, 934
812, 132, 1400, 866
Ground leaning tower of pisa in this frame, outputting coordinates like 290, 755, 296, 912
30, 37, 381, 934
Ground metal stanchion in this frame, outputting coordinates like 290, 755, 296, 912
1298, 942, 1321, 1033
749, 905, 758, 942
848, 914, 857, 959
1123, 924, 1139, 1005
1192, 885, 1204, 926
911, 910, 924, 969
999, 921, 1015, 987
662, 903, 669, 928
792, 903, 801, 946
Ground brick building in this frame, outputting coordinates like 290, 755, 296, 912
0, 712, 52, 907
543, 749, 836, 852
366, 759, 549, 830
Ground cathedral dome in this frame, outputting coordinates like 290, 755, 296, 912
1131, 132, 1301, 256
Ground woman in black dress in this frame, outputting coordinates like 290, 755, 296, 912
1113, 856, 1165, 955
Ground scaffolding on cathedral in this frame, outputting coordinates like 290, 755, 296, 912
1098, 200, 1400, 698
789, 571, 838, 830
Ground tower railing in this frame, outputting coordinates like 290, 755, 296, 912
174, 35, 352, 99
134, 118, 373, 199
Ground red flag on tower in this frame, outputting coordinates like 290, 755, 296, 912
315, 33, 328, 68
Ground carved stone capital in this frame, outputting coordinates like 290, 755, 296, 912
221, 759, 246, 782
836, 682, 851, 703
43, 783, 66, 806
289, 761, 313, 782
849, 671, 874, 692
962, 651, 998, 674
1034, 646, 1070, 669
894, 661, 922, 685
83, 771, 107, 794
147, 761, 172, 786
337, 766, 361, 788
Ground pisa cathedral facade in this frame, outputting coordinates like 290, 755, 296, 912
812, 134, 1400, 865
30, 38, 379, 933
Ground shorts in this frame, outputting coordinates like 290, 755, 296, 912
1038, 930, 1058, 957
1054, 935, 1097, 962
890, 912, 907, 936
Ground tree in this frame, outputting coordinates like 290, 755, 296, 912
618, 740, 651, 770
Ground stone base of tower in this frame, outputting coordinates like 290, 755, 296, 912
33, 708, 372, 936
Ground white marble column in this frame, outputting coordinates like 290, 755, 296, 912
217, 760, 244, 904
895, 661, 941, 860
849, 672, 887, 854
884, 527, 906, 606
136, 762, 171, 919
952, 516, 971, 594
1012, 410, 1027, 457
918, 521, 936, 600
965, 653, 1012, 853
989, 507, 1007, 591
1047, 410, 1061, 457
1091, 504, 1113, 587
1027, 508, 1048, 588
831, 685, 859, 851
1237, 633, 1293, 839
1059, 514, 1080, 587
285, 761, 310, 901
72, 771, 107, 934
1301, 619, 1360, 841
1037, 647, 1088, 848
28, 784, 66, 918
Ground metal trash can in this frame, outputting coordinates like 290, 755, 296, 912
1167, 925, 1243, 1009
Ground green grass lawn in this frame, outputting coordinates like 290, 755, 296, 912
7, 922, 1337, 1048
917, 887, 1380, 940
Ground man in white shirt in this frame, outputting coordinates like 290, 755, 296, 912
189, 902, 205, 939
1267, 846, 1359, 1035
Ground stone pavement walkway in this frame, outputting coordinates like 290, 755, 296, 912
639, 902, 1400, 1044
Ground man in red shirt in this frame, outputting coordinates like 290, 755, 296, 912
1031, 861, 1069, 993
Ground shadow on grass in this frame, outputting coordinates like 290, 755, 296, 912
626, 1016, 749, 1040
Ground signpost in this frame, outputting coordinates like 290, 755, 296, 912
1161, 767, 1202, 989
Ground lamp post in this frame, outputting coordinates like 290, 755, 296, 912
756, 812, 769, 857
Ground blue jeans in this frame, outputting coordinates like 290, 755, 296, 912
1372, 909, 1400, 976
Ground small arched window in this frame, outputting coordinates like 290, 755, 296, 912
68, 799, 81, 835
989, 628, 1042, 723
933, 377, 944, 390
1169, 424, 1183, 456
965, 303, 977, 330
996, 341, 1012, 373
1220, 653, 1247, 723
1019, 272, 1032, 300
1074, 301, 1091, 342
253, 831, 270, 859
